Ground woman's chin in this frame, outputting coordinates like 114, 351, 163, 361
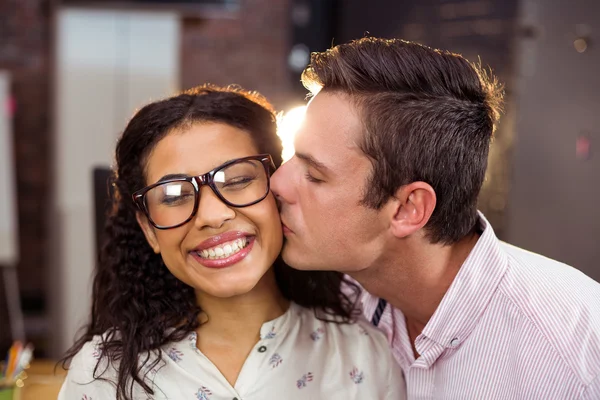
196, 278, 263, 299
185, 265, 276, 300
211, 286, 256, 299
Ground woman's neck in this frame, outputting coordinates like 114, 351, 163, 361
193, 269, 289, 387
195, 269, 289, 341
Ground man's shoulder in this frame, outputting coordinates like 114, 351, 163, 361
499, 241, 600, 306
497, 242, 600, 383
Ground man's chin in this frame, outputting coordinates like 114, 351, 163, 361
281, 244, 316, 271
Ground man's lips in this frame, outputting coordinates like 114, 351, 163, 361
281, 223, 293, 234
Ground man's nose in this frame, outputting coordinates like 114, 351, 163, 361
270, 164, 285, 198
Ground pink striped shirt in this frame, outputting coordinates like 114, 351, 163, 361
360, 213, 600, 399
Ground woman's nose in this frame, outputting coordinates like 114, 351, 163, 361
193, 186, 236, 230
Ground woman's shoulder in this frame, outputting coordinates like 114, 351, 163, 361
292, 304, 404, 397
296, 305, 391, 351
58, 335, 120, 399
66, 334, 118, 377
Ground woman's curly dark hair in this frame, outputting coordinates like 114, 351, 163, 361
59, 84, 360, 400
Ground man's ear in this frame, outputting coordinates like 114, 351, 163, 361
136, 212, 161, 254
387, 182, 436, 239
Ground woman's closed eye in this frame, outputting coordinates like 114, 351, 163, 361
160, 192, 194, 206
221, 176, 256, 190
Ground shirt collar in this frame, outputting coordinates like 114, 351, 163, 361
259, 302, 298, 340
185, 302, 299, 347
419, 212, 509, 354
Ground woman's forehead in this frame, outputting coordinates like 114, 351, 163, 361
144, 123, 259, 183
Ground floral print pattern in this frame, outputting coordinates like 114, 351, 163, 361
188, 332, 200, 353
263, 326, 277, 339
296, 372, 314, 389
358, 325, 370, 336
92, 343, 102, 360
167, 347, 185, 362
269, 353, 283, 369
195, 386, 212, 400
350, 367, 364, 384
310, 327, 325, 341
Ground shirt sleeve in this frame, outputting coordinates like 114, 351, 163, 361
58, 340, 118, 400
579, 375, 600, 400
385, 350, 407, 400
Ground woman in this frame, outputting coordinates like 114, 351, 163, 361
59, 85, 405, 400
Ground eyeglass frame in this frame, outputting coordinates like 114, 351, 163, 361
132, 154, 276, 230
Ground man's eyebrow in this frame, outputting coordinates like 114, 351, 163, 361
295, 152, 329, 172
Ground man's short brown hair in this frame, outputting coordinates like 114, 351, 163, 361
302, 37, 503, 244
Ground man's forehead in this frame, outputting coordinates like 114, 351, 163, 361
301, 92, 362, 146
295, 93, 367, 172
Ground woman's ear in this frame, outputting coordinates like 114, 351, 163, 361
388, 182, 436, 238
136, 212, 161, 254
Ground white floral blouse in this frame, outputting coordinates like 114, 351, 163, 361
59, 302, 406, 399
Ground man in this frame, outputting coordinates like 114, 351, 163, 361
271, 37, 600, 399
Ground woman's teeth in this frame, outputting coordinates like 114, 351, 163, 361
196, 238, 250, 259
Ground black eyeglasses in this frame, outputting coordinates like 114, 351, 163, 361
132, 154, 275, 229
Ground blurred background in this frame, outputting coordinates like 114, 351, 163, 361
0, 0, 598, 395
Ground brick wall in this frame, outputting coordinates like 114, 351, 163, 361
0, 0, 53, 352
181, 0, 294, 108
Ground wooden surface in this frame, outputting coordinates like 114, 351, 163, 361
20, 360, 66, 400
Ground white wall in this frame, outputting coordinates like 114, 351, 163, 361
0, 71, 18, 268
51, 8, 180, 356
